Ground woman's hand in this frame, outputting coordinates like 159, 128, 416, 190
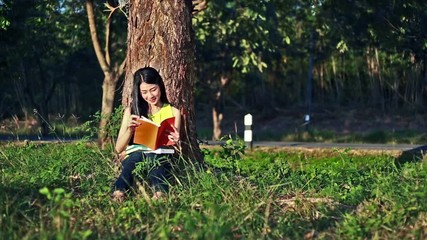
167, 125, 180, 144
128, 115, 142, 131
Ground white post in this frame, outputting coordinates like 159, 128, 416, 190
244, 114, 253, 150
304, 114, 310, 123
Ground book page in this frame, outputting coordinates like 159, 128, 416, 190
156, 117, 175, 148
133, 118, 160, 150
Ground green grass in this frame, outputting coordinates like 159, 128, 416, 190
1, 141, 427, 239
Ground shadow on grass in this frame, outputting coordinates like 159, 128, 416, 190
0, 185, 41, 201
395, 145, 427, 165
0, 185, 47, 222
0, 181, 69, 201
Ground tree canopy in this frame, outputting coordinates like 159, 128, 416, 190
0, 0, 426, 139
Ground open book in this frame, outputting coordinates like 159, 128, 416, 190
133, 116, 175, 150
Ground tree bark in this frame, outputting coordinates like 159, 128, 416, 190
123, 0, 203, 162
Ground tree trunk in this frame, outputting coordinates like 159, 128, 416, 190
212, 104, 223, 140
98, 74, 117, 148
366, 48, 378, 107
423, 53, 427, 106
319, 62, 325, 104
331, 56, 340, 104
86, 0, 126, 149
374, 48, 385, 111
211, 75, 229, 140
123, 0, 203, 162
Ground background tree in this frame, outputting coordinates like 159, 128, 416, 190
0, 0, 426, 142
123, 0, 202, 161
310, 0, 427, 111
0, 0, 10, 30
85, 0, 127, 148
193, 0, 288, 140
0, 0, 99, 134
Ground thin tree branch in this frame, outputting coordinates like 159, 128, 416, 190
85, 0, 109, 74
192, 0, 207, 15
105, 16, 112, 67
118, 57, 126, 78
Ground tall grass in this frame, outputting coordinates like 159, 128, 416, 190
1, 140, 427, 239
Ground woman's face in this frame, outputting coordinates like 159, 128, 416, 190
139, 82, 162, 106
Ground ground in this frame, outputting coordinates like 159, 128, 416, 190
0, 106, 425, 143
195, 106, 427, 142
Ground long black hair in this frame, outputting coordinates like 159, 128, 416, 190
131, 67, 169, 117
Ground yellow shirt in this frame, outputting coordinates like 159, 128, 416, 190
148, 103, 174, 124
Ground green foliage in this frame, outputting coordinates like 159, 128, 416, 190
203, 136, 246, 174
1, 0, 427, 130
0, 0, 88, 115
2, 134, 427, 238
0, 0, 10, 30
193, 1, 273, 73
192, 0, 291, 106
37, 187, 92, 239
0, 0, 109, 121
77, 105, 124, 143
218, 136, 246, 167
0, 142, 114, 239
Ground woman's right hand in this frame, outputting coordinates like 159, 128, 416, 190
128, 115, 142, 130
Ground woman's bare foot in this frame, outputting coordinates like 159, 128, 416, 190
151, 191, 165, 200
112, 190, 126, 203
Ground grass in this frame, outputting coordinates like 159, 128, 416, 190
1, 139, 427, 239
2, 112, 425, 145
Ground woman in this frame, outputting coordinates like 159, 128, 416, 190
113, 67, 181, 202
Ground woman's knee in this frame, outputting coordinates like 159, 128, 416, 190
122, 151, 143, 167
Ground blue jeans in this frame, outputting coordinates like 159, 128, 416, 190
114, 151, 171, 193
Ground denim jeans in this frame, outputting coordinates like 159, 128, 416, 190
114, 151, 171, 193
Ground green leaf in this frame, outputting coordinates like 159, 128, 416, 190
39, 187, 52, 200
80, 230, 93, 239
284, 36, 291, 45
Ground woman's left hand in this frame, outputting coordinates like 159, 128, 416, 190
168, 125, 180, 144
